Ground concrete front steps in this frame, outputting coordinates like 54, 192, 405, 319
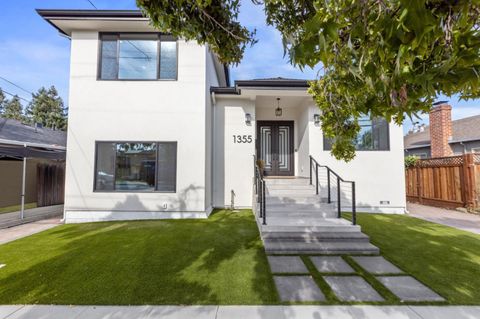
256, 177, 379, 255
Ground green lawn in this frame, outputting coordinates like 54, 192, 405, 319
1, 209, 479, 305
351, 213, 480, 305
0, 202, 37, 214
0, 209, 277, 305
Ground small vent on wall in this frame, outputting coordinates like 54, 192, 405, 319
380, 201, 390, 205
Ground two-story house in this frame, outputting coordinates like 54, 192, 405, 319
38, 9, 406, 225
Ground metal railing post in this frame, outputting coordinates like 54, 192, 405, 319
309, 156, 312, 185
352, 182, 356, 225
259, 180, 263, 218
315, 163, 319, 195
262, 181, 266, 225
337, 177, 341, 218
327, 169, 331, 203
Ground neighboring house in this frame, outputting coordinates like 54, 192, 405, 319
0, 118, 66, 208
38, 9, 406, 224
404, 102, 480, 158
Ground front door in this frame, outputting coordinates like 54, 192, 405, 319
257, 121, 294, 176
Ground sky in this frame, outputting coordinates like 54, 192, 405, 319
0, 0, 478, 133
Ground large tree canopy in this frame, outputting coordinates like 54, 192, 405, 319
138, 0, 480, 161
26, 86, 67, 130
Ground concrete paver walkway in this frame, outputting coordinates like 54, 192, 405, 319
407, 203, 480, 234
0, 205, 63, 229
0, 218, 62, 245
0, 305, 479, 319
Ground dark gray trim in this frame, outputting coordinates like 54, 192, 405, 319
97, 32, 178, 81
323, 118, 391, 152
36, 9, 145, 19
235, 79, 309, 88
223, 65, 230, 87
210, 87, 240, 94
93, 141, 178, 193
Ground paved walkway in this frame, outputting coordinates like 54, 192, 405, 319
0, 205, 63, 229
0, 218, 62, 245
407, 203, 480, 234
0, 305, 479, 319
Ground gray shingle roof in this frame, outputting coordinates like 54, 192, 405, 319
0, 117, 66, 147
404, 114, 480, 149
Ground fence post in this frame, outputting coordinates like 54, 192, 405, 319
463, 153, 477, 209
415, 165, 423, 204
315, 163, 319, 195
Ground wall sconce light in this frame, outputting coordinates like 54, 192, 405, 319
275, 98, 282, 117
245, 113, 252, 125
313, 114, 320, 125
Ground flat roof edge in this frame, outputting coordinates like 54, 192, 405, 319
36, 9, 145, 19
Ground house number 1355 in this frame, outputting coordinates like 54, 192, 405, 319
233, 135, 252, 143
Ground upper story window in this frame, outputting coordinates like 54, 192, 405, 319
99, 33, 177, 80
324, 116, 390, 151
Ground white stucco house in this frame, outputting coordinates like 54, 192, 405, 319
38, 9, 406, 227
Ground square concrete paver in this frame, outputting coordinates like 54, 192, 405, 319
377, 276, 445, 302
310, 256, 355, 273
268, 256, 308, 274
352, 256, 403, 274
324, 276, 384, 302
273, 276, 326, 302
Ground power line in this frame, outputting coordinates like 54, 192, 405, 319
0, 76, 33, 95
2, 90, 32, 104
86, 0, 98, 9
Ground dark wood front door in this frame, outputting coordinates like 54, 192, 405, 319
257, 121, 294, 176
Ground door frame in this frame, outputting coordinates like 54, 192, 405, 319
256, 120, 295, 176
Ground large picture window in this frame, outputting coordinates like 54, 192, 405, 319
324, 117, 389, 151
99, 33, 177, 80
94, 142, 177, 192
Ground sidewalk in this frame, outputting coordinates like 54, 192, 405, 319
407, 203, 480, 234
0, 205, 63, 229
0, 218, 62, 245
1, 305, 479, 319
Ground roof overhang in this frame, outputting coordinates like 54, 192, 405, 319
404, 144, 431, 150
211, 79, 310, 97
36, 9, 153, 36
0, 139, 66, 160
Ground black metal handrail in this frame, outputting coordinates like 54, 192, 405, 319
253, 155, 266, 225
309, 155, 357, 225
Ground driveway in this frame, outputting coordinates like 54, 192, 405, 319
407, 203, 480, 234
0, 218, 62, 245
0, 204, 63, 229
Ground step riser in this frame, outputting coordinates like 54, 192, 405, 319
262, 232, 369, 240
267, 190, 317, 195
266, 198, 328, 204
266, 185, 316, 190
266, 250, 379, 255
264, 238, 371, 243
263, 242, 380, 255
261, 226, 361, 233
265, 179, 310, 185
267, 213, 337, 218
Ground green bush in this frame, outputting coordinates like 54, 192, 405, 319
404, 155, 419, 168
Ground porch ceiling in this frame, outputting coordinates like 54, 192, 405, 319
255, 95, 310, 109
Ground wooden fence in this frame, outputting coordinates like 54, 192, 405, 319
37, 163, 65, 207
405, 153, 480, 209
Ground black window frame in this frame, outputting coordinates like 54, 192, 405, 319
97, 32, 178, 81
93, 141, 178, 193
323, 117, 390, 151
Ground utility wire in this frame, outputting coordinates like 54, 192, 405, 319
2, 90, 32, 104
86, 0, 98, 9
0, 76, 33, 95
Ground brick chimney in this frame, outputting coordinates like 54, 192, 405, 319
429, 102, 453, 158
